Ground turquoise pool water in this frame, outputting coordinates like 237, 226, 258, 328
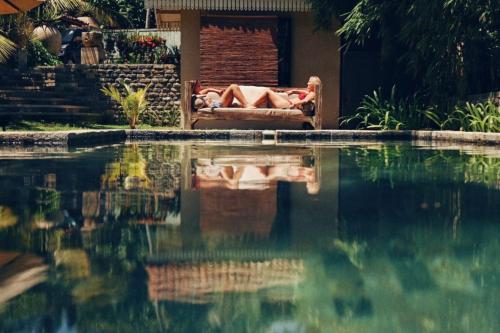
0, 142, 499, 332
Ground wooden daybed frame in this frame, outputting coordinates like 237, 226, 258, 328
181, 80, 323, 129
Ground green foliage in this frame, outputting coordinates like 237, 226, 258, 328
340, 87, 442, 130
115, 34, 180, 64
311, 1, 500, 110
336, 0, 380, 45
443, 101, 500, 132
66, 0, 130, 28
165, 108, 180, 127
86, 0, 145, 28
27, 40, 62, 67
4, 13, 35, 51
101, 80, 151, 129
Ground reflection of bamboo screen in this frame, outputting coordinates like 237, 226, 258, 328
146, 259, 304, 304
200, 187, 276, 237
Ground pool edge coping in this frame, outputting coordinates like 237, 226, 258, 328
0, 129, 499, 147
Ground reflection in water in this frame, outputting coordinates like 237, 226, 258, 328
0, 143, 498, 332
146, 258, 304, 304
0, 253, 48, 304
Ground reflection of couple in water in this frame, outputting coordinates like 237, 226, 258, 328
196, 164, 320, 194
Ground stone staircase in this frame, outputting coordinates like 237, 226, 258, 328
0, 68, 102, 130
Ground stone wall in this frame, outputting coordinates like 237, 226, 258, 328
50, 64, 181, 126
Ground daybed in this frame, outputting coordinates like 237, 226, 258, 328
181, 80, 323, 129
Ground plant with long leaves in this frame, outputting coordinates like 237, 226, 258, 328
443, 101, 500, 132
309, 0, 500, 116
340, 86, 442, 130
101, 81, 151, 129
0, 34, 16, 63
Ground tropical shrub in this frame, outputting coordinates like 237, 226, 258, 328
28, 40, 62, 67
101, 81, 151, 129
443, 101, 500, 132
115, 35, 180, 64
86, 0, 145, 28
165, 108, 180, 127
340, 87, 442, 130
310, 1, 500, 115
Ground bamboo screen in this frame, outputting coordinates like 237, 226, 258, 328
200, 16, 279, 87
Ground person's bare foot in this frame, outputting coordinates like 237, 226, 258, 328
244, 104, 257, 109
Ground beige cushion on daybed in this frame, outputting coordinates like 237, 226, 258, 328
198, 107, 306, 121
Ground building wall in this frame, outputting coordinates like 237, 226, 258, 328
5, 65, 181, 126
180, 10, 201, 91
179, 11, 341, 129
51, 64, 181, 125
290, 13, 340, 128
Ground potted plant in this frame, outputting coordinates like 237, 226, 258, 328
32, 9, 63, 55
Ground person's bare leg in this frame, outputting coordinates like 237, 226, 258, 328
251, 90, 270, 108
251, 88, 291, 108
219, 84, 253, 108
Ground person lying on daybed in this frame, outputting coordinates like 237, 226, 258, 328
194, 81, 255, 109
193, 76, 320, 110
249, 76, 321, 109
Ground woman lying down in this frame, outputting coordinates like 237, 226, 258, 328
194, 76, 321, 110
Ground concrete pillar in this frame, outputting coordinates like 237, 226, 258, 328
291, 14, 341, 128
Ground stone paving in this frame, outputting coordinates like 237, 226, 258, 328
0, 129, 499, 147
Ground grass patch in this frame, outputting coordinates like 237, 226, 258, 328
4, 121, 176, 132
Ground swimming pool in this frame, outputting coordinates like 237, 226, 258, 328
0, 142, 498, 332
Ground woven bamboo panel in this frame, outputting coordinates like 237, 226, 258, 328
200, 16, 279, 87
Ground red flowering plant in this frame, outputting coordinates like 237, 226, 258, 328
117, 34, 169, 64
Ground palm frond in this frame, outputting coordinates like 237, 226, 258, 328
0, 34, 16, 64
101, 82, 151, 129
9, 14, 35, 49
77, 1, 130, 28
47, 0, 81, 12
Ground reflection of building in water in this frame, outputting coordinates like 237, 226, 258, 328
200, 187, 276, 237
143, 145, 335, 306
183, 145, 323, 241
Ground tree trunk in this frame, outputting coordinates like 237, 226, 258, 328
17, 49, 28, 71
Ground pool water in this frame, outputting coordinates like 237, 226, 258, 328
0, 142, 499, 332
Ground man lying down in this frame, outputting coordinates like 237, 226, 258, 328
193, 76, 320, 110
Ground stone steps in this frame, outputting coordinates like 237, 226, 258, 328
0, 70, 102, 127
0, 104, 91, 113
0, 83, 50, 90
0, 96, 70, 105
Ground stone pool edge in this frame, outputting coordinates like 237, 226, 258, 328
0, 129, 499, 147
